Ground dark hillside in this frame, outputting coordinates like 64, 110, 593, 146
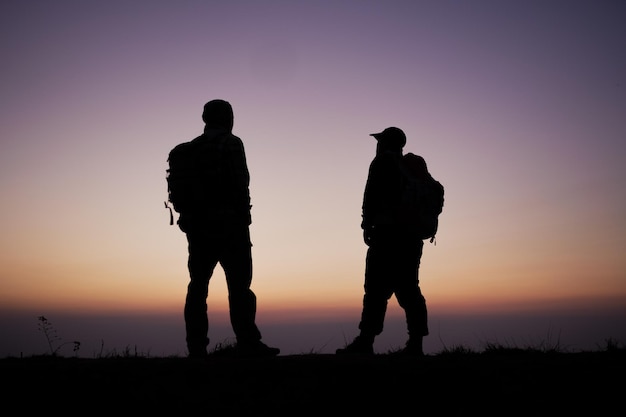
2, 350, 624, 415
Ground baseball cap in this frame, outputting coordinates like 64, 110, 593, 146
370, 127, 406, 148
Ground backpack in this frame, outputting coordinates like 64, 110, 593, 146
165, 135, 225, 224
399, 153, 445, 243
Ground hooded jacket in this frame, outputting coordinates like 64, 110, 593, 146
361, 145, 404, 231
176, 100, 252, 232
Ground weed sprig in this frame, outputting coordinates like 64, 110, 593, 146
37, 316, 81, 356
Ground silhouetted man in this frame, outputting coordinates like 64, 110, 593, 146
336, 127, 429, 356
168, 99, 279, 358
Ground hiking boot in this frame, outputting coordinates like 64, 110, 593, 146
235, 341, 280, 357
186, 337, 209, 359
399, 337, 424, 357
336, 336, 374, 355
187, 349, 208, 360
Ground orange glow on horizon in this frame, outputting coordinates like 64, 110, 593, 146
3, 291, 624, 322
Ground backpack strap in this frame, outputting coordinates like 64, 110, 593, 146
164, 201, 174, 225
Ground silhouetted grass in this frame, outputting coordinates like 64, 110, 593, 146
3, 315, 622, 414
2, 338, 624, 415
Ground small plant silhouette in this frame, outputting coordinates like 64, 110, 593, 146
37, 315, 81, 356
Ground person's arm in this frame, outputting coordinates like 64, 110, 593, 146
225, 134, 252, 225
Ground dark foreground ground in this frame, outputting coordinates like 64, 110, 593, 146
2, 349, 625, 416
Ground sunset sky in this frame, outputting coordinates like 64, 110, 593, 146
1, 1, 625, 357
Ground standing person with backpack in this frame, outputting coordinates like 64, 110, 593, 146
337, 127, 441, 356
166, 99, 279, 358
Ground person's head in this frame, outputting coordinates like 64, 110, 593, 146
370, 127, 406, 152
202, 99, 234, 131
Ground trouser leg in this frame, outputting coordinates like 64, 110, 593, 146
184, 278, 210, 353
395, 239, 429, 337
184, 232, 218, 354
358, 246, 393, 338
222, 227, 262, 344
397, 286, 429, 337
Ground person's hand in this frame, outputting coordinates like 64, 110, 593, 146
363, 227, 374, 246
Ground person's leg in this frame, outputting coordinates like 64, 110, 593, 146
396, 286, 428, 355
395, 239, 428, 355
184, 231, 219, 357
337, 243, 393, 354
221, 226, 281, 356
221, 227, 262, 344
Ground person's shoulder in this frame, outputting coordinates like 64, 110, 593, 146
226, 132, 243, 142
223, 133, 245, 151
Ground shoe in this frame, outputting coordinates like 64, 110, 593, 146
236, 341, 280, 357
186, 337, 209, 359
336, 336, 374, 355
187, 349, 208, 359
399, 338, 424, 357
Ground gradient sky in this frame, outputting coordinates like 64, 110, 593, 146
1, 1, 625, 356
